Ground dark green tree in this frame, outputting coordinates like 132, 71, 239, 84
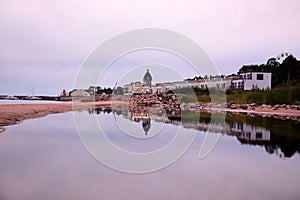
114, 86, 124, 95
278, 55, 300, 85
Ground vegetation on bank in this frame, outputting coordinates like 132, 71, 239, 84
226, 83, 300, 105
175, 83, 300, 105
175, 55, 300, 105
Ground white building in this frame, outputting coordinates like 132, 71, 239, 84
231, 72, 271, 90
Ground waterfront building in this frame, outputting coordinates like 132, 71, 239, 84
231, 72, 271, 90
123, 70, 153, 95
123, 69, 272, 95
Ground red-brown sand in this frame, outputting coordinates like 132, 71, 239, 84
0, 101, 112, 127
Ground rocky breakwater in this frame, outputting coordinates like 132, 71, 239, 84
128, 93, 181, 119
129, 93, 179, 106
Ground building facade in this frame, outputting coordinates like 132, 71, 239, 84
123, 69, 272, 95
231, 72, 271, 90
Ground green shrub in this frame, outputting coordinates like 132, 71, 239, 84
181, 95, 197, 103
246, 91, 264, 104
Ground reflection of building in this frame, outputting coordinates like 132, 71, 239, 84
130, 110, 150, 121
130, 109, 151, 135
229, 122, 270, 143
89, 107, 299, 158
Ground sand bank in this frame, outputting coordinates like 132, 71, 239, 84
0, 101, 112, 127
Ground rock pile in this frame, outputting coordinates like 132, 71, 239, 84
129, 93, 179, 106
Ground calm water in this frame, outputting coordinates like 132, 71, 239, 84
0, 107, 300, 200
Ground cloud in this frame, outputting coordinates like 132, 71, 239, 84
0, 63, 78, 95
0, 0, 300, 94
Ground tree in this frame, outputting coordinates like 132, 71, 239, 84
266, 58, 280, 68
104, 87, 113, 95
279, 55, 300, 85
114, 86, 124, 95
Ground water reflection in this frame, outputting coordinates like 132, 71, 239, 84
1, 109, 300, 200
130, 108, 151, 135
88, 107, 300, 158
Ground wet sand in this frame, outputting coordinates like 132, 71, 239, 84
0, 101, 112, 127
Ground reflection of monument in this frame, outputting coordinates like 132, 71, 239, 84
142, 118, 151, 135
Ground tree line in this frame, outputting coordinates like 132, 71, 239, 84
239, 55, 300, 87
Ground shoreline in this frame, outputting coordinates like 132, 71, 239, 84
205, 107, 300, 118
1, 101, 300, 131
0, 101, 112, 128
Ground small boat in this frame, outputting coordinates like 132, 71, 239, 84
30, 96, 42, 100
23, 96, 42, 100
2, 95, 18, 100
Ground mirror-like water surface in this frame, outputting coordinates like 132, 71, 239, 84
0, 108, 299, 200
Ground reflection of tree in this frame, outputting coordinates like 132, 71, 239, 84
226, 114, 300, 158
87, 108, 112, 114
114, 110, 123, 116
265, 130, 299, 158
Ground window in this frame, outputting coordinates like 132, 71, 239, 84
240, 74, 246, 79
231, 123, 236, 129
237, 81, 244, 89
247, 73, 252, 80
232, 82, 237, 89
246, 132, 251, 139
256, 132, 263, 139
237, 123, 243, 130
257, 74, 264, 80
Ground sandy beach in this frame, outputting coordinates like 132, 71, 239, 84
0, 101, 112, 127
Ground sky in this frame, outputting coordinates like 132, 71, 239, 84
0, 0, 300, 95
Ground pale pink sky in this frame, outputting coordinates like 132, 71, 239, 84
0, 0, 299, 95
